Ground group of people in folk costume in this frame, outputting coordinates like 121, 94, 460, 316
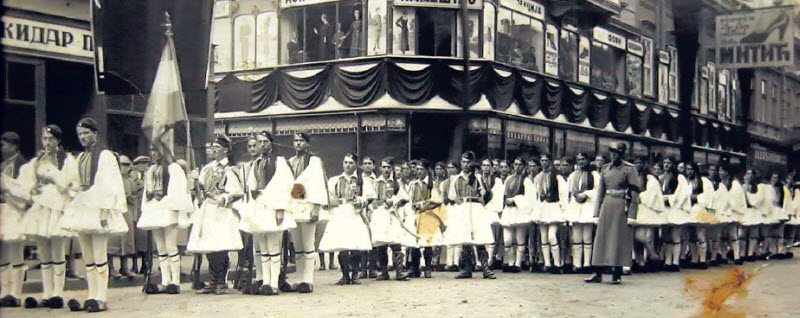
2, 122, 800, 312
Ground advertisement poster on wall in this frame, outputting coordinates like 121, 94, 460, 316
483, 2, 496, 60
716, 6, 794, 68
559, 30, 578, 81
256, 11, 279, 68
367, 0, 387, 55
626, 39, 644, 98
234, 14, 256, 70
578, 35, 590, 84
545, 24, 559, 76
457, 12, 481, 58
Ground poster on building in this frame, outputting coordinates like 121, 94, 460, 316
578, 35, 591, 84
545, 24, 559, 76
658, 50, 669, 105
234, 14, 256, 70
715, 6, 795, 68
642, 36, 654, 97
211, 17, 233, 72
457, 12, 481, 58
256, 11, 279, 68
367, 0, 387, 55
707, 62, 717, 113
482, 2, 496, 60
393, 7, 416, 55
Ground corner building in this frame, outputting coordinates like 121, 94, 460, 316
212, 0, 733, 175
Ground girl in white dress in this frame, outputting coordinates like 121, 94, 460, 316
20, 126, 77, 309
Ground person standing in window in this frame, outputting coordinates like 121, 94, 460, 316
396, 14, 410, 54
369, 7, 383, 53
314, 13, 334, 60
346, 9, 363, 57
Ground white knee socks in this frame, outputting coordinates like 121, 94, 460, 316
96, 262, 109, 302
53, 261, 66, 297
169, 254, 181, 285
86, 265, 98, 300
158, 254, 171, 286
41, 263, 54, 299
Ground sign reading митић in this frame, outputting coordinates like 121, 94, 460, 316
716, 6, 795, 68
282, 0, 481, 9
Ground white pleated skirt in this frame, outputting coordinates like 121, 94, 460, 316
630, 205, 666, 226
318, 204, 373, 252
60, 192, 129, 235
237, 200, 297, 234
187, 202, 243, 253
563, 202, 597, 224
442, 202, 494, 246
499, 206, 531, 226
20, 204, 75, 238
1, 203, 26, 242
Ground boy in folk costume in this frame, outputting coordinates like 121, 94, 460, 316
479, 158, 504, 269
525, 158, 543, 272
498, 158, 532, 273
360, 156, 380, 279
235, 134, 268, 293
319, 153, 372, 285
766, 172, 791, 259
19, 126, 78, 309
284, 132, 329, 293
370, 157, 411, 281
718, 163, 748, 265
705, 164, 728, 266
60, 118, 129, 312
187, 135, 244, 295
413, 160, 447, 278
533, 153, 569, 274
659, 157, 689, 272
138, 145, 194, 295
784, 174, 800, 254
565, 153, 601, 274
239, 132, 297, 295
684, 162, 716, 269
585, 142, 639, 285
444, 151, 497, 279
0, 132, 31, 308
406, 160, 440, 278
630, 157, 666, 272
740, 169, 768, 261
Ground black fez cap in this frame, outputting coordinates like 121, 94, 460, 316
213, 134, 231, 149
461, 151, 476, 161
609, 141, 627, 154
256, 130, 273, 142
43, 125, 63, 140
294, 132, 311, 142
77, 117, 98, 131
0, 132, 20, 145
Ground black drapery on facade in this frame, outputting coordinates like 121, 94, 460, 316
215, 60, 683, 142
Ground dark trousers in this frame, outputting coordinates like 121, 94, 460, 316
207, 251, 230, 286
337, 250, 364, 278
409, 247, 434, 272
459, 245, 488, 272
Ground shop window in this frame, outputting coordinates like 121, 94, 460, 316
256, 11, 279, 68
668, 46, 678, 103
559, 30, 578, 82
234, 14, 256, 70
457, 11, 481, 58
280, 1, 366, 64
641, 37, 654, 97
591, 42, 625, 94
6, 62, 36, 101
416, 9, 456, 57
393, 7, 416, 55
626, 54, 642, 98
281, 9, 306, 64
497, 9, 543, 72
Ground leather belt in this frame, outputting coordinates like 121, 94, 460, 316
464, 198, 481, 203
605, 190, 626, 198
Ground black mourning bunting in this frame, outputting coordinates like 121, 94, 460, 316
214, 60, 679, 141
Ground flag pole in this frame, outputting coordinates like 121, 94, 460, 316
163, 12, 196, 168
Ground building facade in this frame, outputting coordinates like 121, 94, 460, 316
2, 0, 95, 157
212, 0, 701, 176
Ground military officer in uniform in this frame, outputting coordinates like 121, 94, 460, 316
585, 142, 639, 285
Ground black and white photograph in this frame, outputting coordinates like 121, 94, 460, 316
3, 1, 800, 318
